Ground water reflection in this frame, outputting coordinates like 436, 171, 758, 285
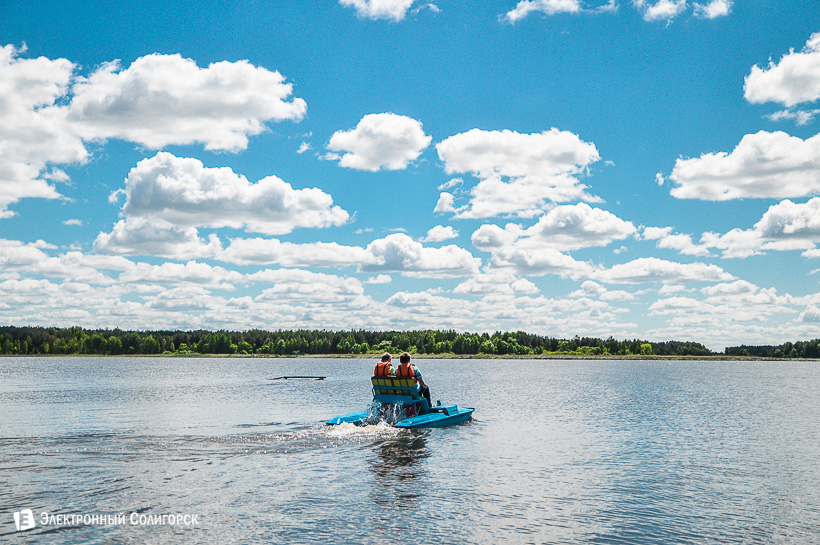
368, 432, 429, 512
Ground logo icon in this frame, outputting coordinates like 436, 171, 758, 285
13, 509, 36, 531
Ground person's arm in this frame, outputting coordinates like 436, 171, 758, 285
414, 367, 426, 387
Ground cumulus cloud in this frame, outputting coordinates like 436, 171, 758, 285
634, 0, 688, 22
744, 32, 820, 108
421, 225, 459, 242
69, 53, 306, 152
800, 305, 820, 322
118, 261, 244, 290
249, 268, 366, 303
365, 274, 392, 284
692, 0, 731, 19
326, 113, 431, 171
115, 152, 349, 235
436, 128, 601, 218
94, 218, 223, 258
453, 272, 539, 295
488, 244, 596, 278
0, 47, 308, 217
697, 198, 820, 258
503, 0, 583, 23
642, 226, 711, 256
0, 45, 85, 217
360, 233, 480, 277
669, 131, 820, 200
520, 203, 636, 250
340, 0, 417, 21
471, 223, 526, 251
218, 237, 369, 267
766, 108, 820, 126
0, 238, 131, 284
594, 257, 735, 284
569, 280, 636, 301
472, 204, 634, 259
469, 205, 634, 279
647, 281, 794, 347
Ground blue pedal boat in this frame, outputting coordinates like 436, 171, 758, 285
326, 376, 474, 428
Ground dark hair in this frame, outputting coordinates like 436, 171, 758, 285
380, 352, 391, 362
399, 352, 410, 364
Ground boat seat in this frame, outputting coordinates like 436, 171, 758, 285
371, 376, 420, 402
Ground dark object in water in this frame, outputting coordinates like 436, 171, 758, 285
269, 376, 326, 380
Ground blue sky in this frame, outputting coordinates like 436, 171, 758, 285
2, 0, 820, 350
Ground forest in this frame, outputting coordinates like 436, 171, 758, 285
723, 340, 820, 359
0, 325, 720, 357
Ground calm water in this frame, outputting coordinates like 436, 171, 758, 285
2, 357, 819, 544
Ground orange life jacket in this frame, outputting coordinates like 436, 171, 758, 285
374, 361, 392, 376
396, 362, 416, 378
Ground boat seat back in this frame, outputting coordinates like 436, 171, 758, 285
371, 376, 419, 403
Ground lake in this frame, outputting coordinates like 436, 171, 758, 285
1, 357, 819, 544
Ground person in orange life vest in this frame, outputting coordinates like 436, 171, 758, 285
395, 352, 432, 407
373, 352, 394, 376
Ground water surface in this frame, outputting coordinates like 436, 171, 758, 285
2, 357, 819, 544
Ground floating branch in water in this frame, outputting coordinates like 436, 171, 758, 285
269, 376, 326, 380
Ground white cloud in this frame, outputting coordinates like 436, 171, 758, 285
436, 128, 601, 218
744, 32, 820, 108
471, 223, 525, 251
471, 205, 635, 277
467, 205, 635, 282
69, 53, 306, 152
116, 152, 349, 235
433, 192, 461, 214
437, 178, 463, 191
0, 238, 132, 284
248, 268, 366, 303
326, 113, 431, 171
488, 244, 596, 278
521, 203, 636, 250
0, 45, 86, 217
694, 198, 820, 259
420, 225, 459, 242
453, 272, 539, 295
569, 280, 636, 300
297, 141, 312, 154
118, 261, 244, 289
669, 131, 820, 200
642, 226, 711, 256
364, 274, 392, 284
658, 283, 687, 295
62, 219, 84, 226
94, 218, 222, 258
800, 305, 820, 322
0, 47, 309, 218
634, 0, 688, 22
218, 237, 369, 267
692, 0, 730, 19
340, 0, 417, 21
699, 228, 763, 259
503, 0, 583, 23
594, 257, 735, 284
766, 108, 820, 126
360, 233, 480, 277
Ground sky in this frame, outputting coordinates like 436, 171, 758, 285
1, 0, 820, 350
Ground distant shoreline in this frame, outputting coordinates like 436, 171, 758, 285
1, 353, 817, 361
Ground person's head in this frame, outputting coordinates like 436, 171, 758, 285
381, 352, 391, 362
399, 352, 411, 364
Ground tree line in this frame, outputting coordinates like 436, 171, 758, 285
724, 340, 820, 359
0, 325, 718, 357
